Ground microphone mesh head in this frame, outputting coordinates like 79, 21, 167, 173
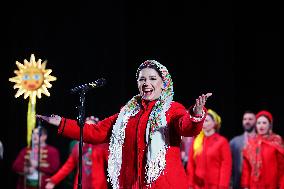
95, 78, 106, 87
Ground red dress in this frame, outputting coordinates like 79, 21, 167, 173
186, 133, 232, 189
58, 100, 205, 189
49, 142, 109, 189
241, 134, 284, 189
12, 145, 60, 189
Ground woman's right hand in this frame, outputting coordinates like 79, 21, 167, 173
36, 114, 62, 127
45, 178, 55, 189
193, 92, 212, 115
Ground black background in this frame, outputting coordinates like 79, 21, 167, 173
0, 1, 283, 188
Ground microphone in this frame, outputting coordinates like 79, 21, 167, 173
70, 78, 107, 93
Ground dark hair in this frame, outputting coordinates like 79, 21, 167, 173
40, 126, 48, 136
33, 126, 48, 136
244, 110, 255, 115
136, 61, 163, 79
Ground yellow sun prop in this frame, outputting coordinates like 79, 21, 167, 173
9, 54, 57, 146
9, 54, 57, 104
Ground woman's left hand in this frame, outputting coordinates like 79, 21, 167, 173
193, 93, 212, 115
36, 114, 62, 127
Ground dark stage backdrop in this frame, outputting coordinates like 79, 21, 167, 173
0, 1, 283, 188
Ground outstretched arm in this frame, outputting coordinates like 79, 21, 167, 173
37, 113, 118, 144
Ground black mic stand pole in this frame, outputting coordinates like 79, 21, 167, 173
37, 119, 42, 189
70, 79, 106, 189
76, 90, 86, 189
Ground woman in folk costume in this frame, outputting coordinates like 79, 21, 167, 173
186, 109, 232, 189
37, 60, 212, 189
241, 110, 284, 189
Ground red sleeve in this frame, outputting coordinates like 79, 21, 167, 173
277, 151, 284, 188
50, 145, 78, 185
169, 102, 206, 137
241, 154, 251, 188
12, 148, 27, 174
186, 140, 195, 187
219, 138, 232, 188
39, 146, 60, 175
58, 113, 119, 144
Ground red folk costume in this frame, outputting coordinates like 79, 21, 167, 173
49, 142, 109, 189
241, 110, 284, 189
186, 109, 232, 189
57, 60, 206, 189
241, 134, 284, 189
12, 145, 60, 189
187, 133, 232, 189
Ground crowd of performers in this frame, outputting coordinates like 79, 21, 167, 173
10, 60, 284, 189
182, 109, 284, 189
11, 110, 284, 189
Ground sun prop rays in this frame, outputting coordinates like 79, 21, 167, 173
9, 54, 57, 147
9, 54, 57, 104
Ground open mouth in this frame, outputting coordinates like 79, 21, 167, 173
143, 89, 153, 96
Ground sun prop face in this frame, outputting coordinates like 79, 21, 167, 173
9, 54, 57, 104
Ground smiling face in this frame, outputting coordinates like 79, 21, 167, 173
256, 116, 271, 135
137, 68, 164, 101
9, 54, 57, 104
22, 67, 44, 91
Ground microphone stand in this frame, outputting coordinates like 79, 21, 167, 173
70, 79, 106, 189
76, 90, 87, 189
